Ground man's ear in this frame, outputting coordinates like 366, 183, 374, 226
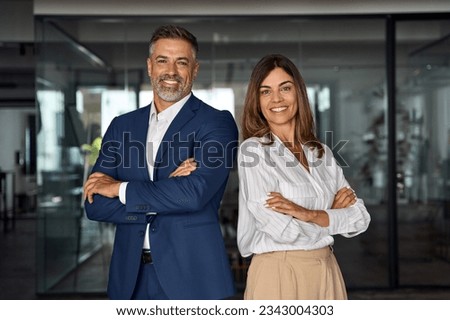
147, 58, 152, 77
193, 61, 199, 79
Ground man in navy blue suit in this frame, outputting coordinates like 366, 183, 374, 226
83, 25, 238, 300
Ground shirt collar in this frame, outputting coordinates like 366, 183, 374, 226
149, 93, 191, 124
271, 133, 315, 160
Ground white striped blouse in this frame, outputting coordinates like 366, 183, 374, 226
237, 135, 371, 257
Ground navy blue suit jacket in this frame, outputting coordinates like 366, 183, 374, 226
85, 95, 238, 299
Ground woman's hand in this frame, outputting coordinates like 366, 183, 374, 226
169, 158, 197, 178
265, 192, 329, 227
331, 187, 357, 209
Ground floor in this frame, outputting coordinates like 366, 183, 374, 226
1, 214, 450, 300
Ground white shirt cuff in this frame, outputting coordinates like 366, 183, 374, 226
119, 182, 128, 204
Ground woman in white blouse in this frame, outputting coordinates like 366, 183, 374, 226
238, 54, 371, 300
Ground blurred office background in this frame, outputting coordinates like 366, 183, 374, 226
0, 0, 449, 299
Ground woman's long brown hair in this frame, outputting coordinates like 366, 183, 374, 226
241, 54, 324, 158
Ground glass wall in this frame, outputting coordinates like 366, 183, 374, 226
396, 19, 450, 286
35, 19, 128, 294
35, 15, 449, 295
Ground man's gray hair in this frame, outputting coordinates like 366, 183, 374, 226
149, 25, 199, 58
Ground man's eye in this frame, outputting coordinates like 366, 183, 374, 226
156, 59, 167, 64
177, 61, 188, 66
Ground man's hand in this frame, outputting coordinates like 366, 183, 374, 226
331, 187, 357, 209
84, 172, 121, 204
83, 158, 197, 204
169, 158, 197, 177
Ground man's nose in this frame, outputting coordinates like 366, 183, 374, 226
166, 62, 177, 75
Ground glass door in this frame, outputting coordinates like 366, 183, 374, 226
396, 19, 450, 286
35, 18, 135, 294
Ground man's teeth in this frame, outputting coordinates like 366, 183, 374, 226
164, 80, 178, 84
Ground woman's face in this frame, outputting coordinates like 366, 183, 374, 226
259, 67, 298, 130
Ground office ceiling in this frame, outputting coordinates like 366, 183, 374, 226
0, 9, 449, 107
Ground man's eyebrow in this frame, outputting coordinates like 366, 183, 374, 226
154, 55, 190, 61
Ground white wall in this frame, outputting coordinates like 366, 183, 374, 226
0, 109, 33, 172
434, 86, 450, 162
0, 108, 35, 203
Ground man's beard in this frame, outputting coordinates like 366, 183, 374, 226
152, 74, 186, 102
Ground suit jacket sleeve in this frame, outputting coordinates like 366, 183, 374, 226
84, 117, 148, 225
85, 110, 238, 222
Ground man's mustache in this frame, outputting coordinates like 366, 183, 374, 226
158, 74, 183, 83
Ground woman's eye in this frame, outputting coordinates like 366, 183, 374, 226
260, 89, 271, 96
280, 86, 292, 92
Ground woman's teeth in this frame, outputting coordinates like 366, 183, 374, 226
271, 107, 287, 112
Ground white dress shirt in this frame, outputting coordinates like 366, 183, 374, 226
119, 93, 191, 249
237, 134, 371, 257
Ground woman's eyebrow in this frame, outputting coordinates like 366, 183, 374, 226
259, 80, 294, 89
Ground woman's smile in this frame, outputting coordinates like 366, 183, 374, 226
269, 106, 289, 113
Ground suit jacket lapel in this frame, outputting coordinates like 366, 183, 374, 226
135, 105, 151, 181
153, 95, 199, 177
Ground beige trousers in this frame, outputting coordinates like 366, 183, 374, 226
244, 247, 348, 300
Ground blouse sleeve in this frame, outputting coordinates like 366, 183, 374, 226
323, 146, 371, 237
237, 140, 324, 254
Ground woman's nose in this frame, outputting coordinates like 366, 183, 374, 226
271, 90, 283, 102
